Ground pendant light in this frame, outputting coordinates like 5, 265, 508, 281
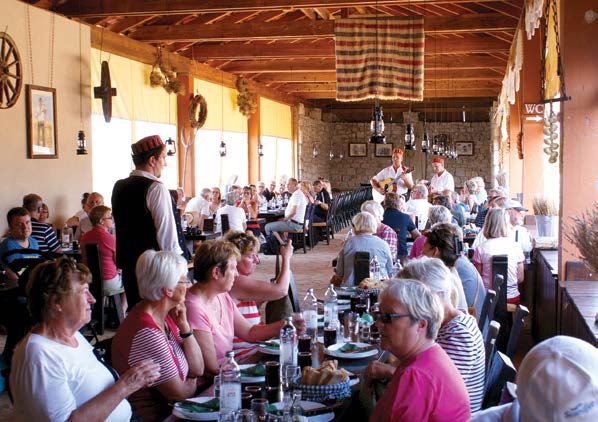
76, 23, 87, 155
369, 100, 386, 144
258, 143, 264, 157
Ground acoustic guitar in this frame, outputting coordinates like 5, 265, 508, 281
372, 166, 414, 203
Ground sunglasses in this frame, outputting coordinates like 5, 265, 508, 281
373, 311, 412, 324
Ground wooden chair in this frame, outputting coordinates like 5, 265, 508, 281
220, 214, 230, 235
287, 204, 314, 254
354, 251, 370, 286
485, 320, 500, 376
478, 288, 497, 334
505, 304, 529, 358
85, 244, 124, 335
482, 350, 517, 409
311, 204, 333, 245
203, 217, 214, 232
491, 255, 510, 352
265, 269, 300, 323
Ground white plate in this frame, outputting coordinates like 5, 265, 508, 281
349, 377, 360, 387
325, 342, 379, 359
269, 400, 334, 422
172, 396, 219, 421
238, 363, 265, 383
257, 339, 280, 355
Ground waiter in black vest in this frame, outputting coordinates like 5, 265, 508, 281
112, 135, 183, 307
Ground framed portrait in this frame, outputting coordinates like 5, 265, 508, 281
348, 143, 367, 157
456, 142, 474, 156
375, 143, 393, 157
26, 85, 58, 159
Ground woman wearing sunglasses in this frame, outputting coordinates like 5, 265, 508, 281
365, 279, 470, 422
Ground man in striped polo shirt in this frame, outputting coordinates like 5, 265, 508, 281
22, 193, 61, 253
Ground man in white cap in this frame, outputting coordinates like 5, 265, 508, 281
505, 199, 532, 255
471, 335, 598, 421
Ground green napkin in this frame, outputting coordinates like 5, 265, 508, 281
178, 397, 220, 413
266, 404, 284, 416
339, 343, 362, 352
240, 363, 266, 377
261, 340, 280, 350
358, 313, 374, 323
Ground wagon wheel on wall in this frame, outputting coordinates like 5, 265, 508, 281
0, 32, 23, 109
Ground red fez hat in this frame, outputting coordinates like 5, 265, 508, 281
432, 157, 444, 164
131, 135, 164, 156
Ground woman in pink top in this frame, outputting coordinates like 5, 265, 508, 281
365, 279, 470, 422
185, 239, 305, 376
80, 205, 128, 316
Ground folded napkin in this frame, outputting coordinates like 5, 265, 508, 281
260, 340, 280, 350
240, 363, 266, 377
339, 343, 376, 353
178, 397, 220, 413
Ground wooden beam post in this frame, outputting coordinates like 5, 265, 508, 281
248, 99, 261, 184
177, 74, 196, 196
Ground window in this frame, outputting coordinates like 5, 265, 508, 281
260, 135, 293, 183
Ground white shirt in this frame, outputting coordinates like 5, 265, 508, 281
473, 237, 524, 298
11, 332, 132, 422
285, 190, 307, 222
405, 198, 432, 230
373, 165, 413, 195
131, 169, 182, 255
185, 196, 209, 215
472, 225, 532, 253
430, 170, 455, 192
216, 205, 247, 232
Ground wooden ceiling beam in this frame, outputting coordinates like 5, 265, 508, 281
108, 16, 156, 34
88, 26, 301, 106
184, 36, 508, 60
296, 89, 499, 99
223, 55, 506, 73
128, 13, 516, 43
280, 79, 499, 93
57, 1, 517, 18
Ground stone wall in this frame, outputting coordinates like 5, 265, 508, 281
298, 108, 492, 192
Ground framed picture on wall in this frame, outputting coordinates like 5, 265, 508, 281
349, 143, 367, 157
375, 143, 393, 157
26, 85, 58, 159
456, 141, 474, 156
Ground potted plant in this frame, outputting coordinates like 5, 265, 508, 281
533, 195, 558, 237
565, 203, 598, 275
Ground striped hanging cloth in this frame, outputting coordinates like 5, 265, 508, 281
335, 16, 425, 102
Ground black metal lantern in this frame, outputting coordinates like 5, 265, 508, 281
76, 130, 87, 155
219, 140, 227, 157
369, 103, 386, 144
313, 145, 319, 158
404, 123, 415, 150
258, 143, 264, 157
165, 136, 176, 156
422, 131, 430, 153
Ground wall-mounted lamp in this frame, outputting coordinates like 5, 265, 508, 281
76, 130, 87, 155
165, 136, 176, 156
585, 9, 598, 24
219, 141, 227, 157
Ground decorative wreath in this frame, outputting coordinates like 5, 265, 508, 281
188, 94, 208, 129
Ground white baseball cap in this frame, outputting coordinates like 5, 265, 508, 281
517, 336, 598, 421
505, 199, 528, 212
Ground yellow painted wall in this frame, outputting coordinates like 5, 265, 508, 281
0, 0, 92, 233
194, 79, 246, 132
261, 98, 292, 139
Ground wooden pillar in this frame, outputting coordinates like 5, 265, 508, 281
508, 103, 523, 196
520, 30, 545, 211
176, 74, 196, 196
248, 99, 261, 183
559, 0, 598, 273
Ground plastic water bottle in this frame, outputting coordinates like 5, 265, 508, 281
61, 225, 72, 248
280, 316, 298, 374
369, 256, 381, 281
323, 284, 338, 326
302, 288, 318, 341
219, 351, 241, 417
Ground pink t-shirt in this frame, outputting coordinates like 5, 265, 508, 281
186, 292, 237, 365
80, 226, 118, 280
472, 237, 524, 299
409, 235, 425, 259
370, 344, 471, 422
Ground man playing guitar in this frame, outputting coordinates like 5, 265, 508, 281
370, 148, 414, 202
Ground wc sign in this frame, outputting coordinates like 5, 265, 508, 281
524, 103, 544, 122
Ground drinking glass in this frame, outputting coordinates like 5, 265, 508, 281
213, 375, 221, 399
245, 385, 262, 400
282, 365, 301, 392
298, 334, 311, 353
250, 398, 268, 422
218, 411, 235, 422
235, 409, 257, 422
359, 322, 371, 343
241, 392, 253, 409
265, 361, 280, 389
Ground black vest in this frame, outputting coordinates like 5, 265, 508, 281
112, 176, 160, 270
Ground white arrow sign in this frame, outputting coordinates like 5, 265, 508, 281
525, 115, 543, 122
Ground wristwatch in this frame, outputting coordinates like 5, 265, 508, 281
180, 331, 193, 339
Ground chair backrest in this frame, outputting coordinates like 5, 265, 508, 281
265, 272, 299, 323
287, 272, 301, 313
354, 251, 370, 285
491, 255, 509, 351
505, 304, 529, 358
482, 350, 517, 409
485, 320, 500, 376
203, 217, 214, 232
478, 288, 497, 332
220, 214, 230, 234
85, 244, 105, 335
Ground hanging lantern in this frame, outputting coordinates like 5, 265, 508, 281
339, 151, 344, 161
219, 140, 227, 157
369, 103, 386, 144
329, 149, 335, 161
258, 143, 264, 157
76, 130, 87, 155
404, 123, 415, 150
422, 132, 430, 153
165, 136, 176, 156
313, 145, 319, 158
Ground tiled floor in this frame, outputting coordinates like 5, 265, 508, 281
0, 227, 535, 419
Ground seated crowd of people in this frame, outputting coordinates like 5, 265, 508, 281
0, 142, 588, 422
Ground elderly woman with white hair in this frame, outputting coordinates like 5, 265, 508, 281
399, 257, 485, 413
409, 205, 453, 259
112, 250, 205, 422
333, 212, 394, 287
361, 200, 398, 259
366, 278, 471, 421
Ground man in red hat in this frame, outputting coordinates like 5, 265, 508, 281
111, 135, 182, 307
430, 157, 455, 195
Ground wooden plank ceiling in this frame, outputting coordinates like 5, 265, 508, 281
29, 0, 524, 122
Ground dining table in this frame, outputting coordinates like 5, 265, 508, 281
258, 208, 286, 223
184, 230, 221, 241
